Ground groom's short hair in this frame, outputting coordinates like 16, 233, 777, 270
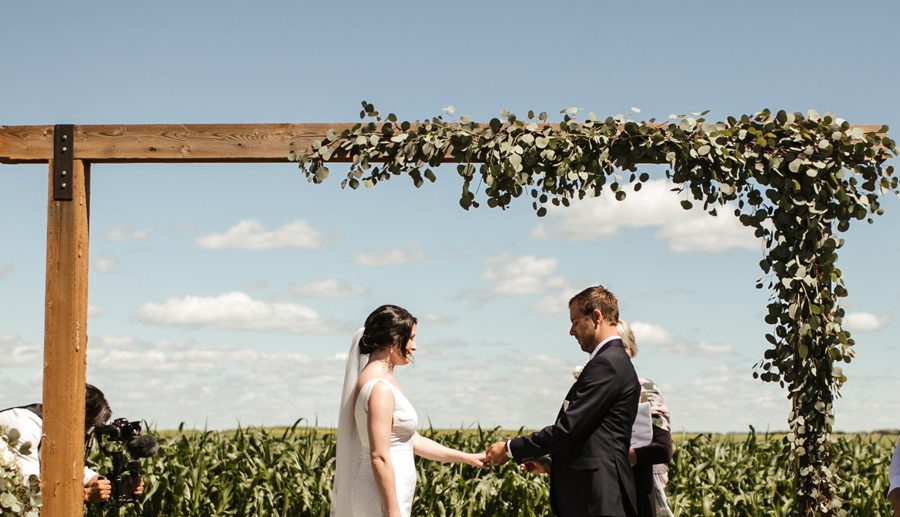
569, 285, 619, 325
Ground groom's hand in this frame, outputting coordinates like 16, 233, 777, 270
485, 441, 510, 465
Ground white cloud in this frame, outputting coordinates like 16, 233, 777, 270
629, 321, 735, 357
662, 341, 736, 357
90, 340, 312, 374
631, 321, 673, 345
532, 289, 578, 315
530, 180, 761, 253
292, 279, 367, 298
107, 223, 152, 242
136, 291, 337, 333
480, 255, 567, 297
88, 305, 105, 317
196, 219, 323, 250
354, 242, 425, 266
94, 254, 118, 273
669, 363, 790, 432
658, 216, 761, 253
0, 264, 12, 280
414, 338, 471, 362
76, 335, 331, 428
843, 312, 889, 332
0, 334, 40, 367
405, 347, 580, 429
420, 314, 456, 326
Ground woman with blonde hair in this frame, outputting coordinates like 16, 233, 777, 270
619, 319, 675, 517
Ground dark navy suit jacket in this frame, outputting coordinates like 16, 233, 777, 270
509, 340, 640, 517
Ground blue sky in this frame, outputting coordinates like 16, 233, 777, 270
1, 1, 897, 432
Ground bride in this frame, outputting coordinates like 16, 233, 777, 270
331, 305, 485, 517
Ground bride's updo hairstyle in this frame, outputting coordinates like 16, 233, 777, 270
359, 304, 417, 357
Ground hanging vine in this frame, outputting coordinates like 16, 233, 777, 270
293, 101, 897, 514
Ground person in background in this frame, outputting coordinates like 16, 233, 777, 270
889, 436, 900, 517
619, 320, 674, 517
0, 383, 142, 504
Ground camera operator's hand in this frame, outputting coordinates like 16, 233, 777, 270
83, 475, 111, 503
126, 476, 144, 496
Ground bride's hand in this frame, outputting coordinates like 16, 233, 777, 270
462, 451, 487, 468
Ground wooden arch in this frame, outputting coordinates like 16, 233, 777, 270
0, 121, 884, 516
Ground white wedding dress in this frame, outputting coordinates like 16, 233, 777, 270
348, 378, 418, 517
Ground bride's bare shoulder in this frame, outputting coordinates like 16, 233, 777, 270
356, 369, 398, 395
356, 369, 383, 391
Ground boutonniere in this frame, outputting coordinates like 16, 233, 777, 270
572, 359, 589, 380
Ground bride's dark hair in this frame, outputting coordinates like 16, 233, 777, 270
359, 305, 417, 357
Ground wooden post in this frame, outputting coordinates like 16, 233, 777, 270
40, 158, 90, 516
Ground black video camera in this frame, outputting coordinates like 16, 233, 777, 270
94, 418, 142, 442
91, 418, 158, 508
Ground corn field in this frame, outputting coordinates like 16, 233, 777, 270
84, 423, 896, 516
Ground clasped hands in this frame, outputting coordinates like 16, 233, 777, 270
484, 441, 509, 466
483, 441, 550, 474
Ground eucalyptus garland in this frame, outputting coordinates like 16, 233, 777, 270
293, 101, 897, 514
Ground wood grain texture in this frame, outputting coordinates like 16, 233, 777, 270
0, 123, 886, 164
41, 159, 90, 517
1, 123, 359, 163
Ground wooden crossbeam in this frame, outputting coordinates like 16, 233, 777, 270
0, 123, 885, 165
0, 124, 357, 164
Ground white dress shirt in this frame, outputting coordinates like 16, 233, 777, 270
889, 437, 900, 498
589, 335, 622, 361
0, 407, 98, 486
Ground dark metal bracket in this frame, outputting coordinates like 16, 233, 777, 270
53, 124, 74, 201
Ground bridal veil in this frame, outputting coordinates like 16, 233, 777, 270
331, 327, 365, 516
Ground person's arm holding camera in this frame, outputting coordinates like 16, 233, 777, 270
83, 474, 111, 503
1, 384, 140, 505
0, 406, 114, 504
129, 477, 144, 496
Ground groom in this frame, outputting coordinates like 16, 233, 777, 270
486, 285, 640, 517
